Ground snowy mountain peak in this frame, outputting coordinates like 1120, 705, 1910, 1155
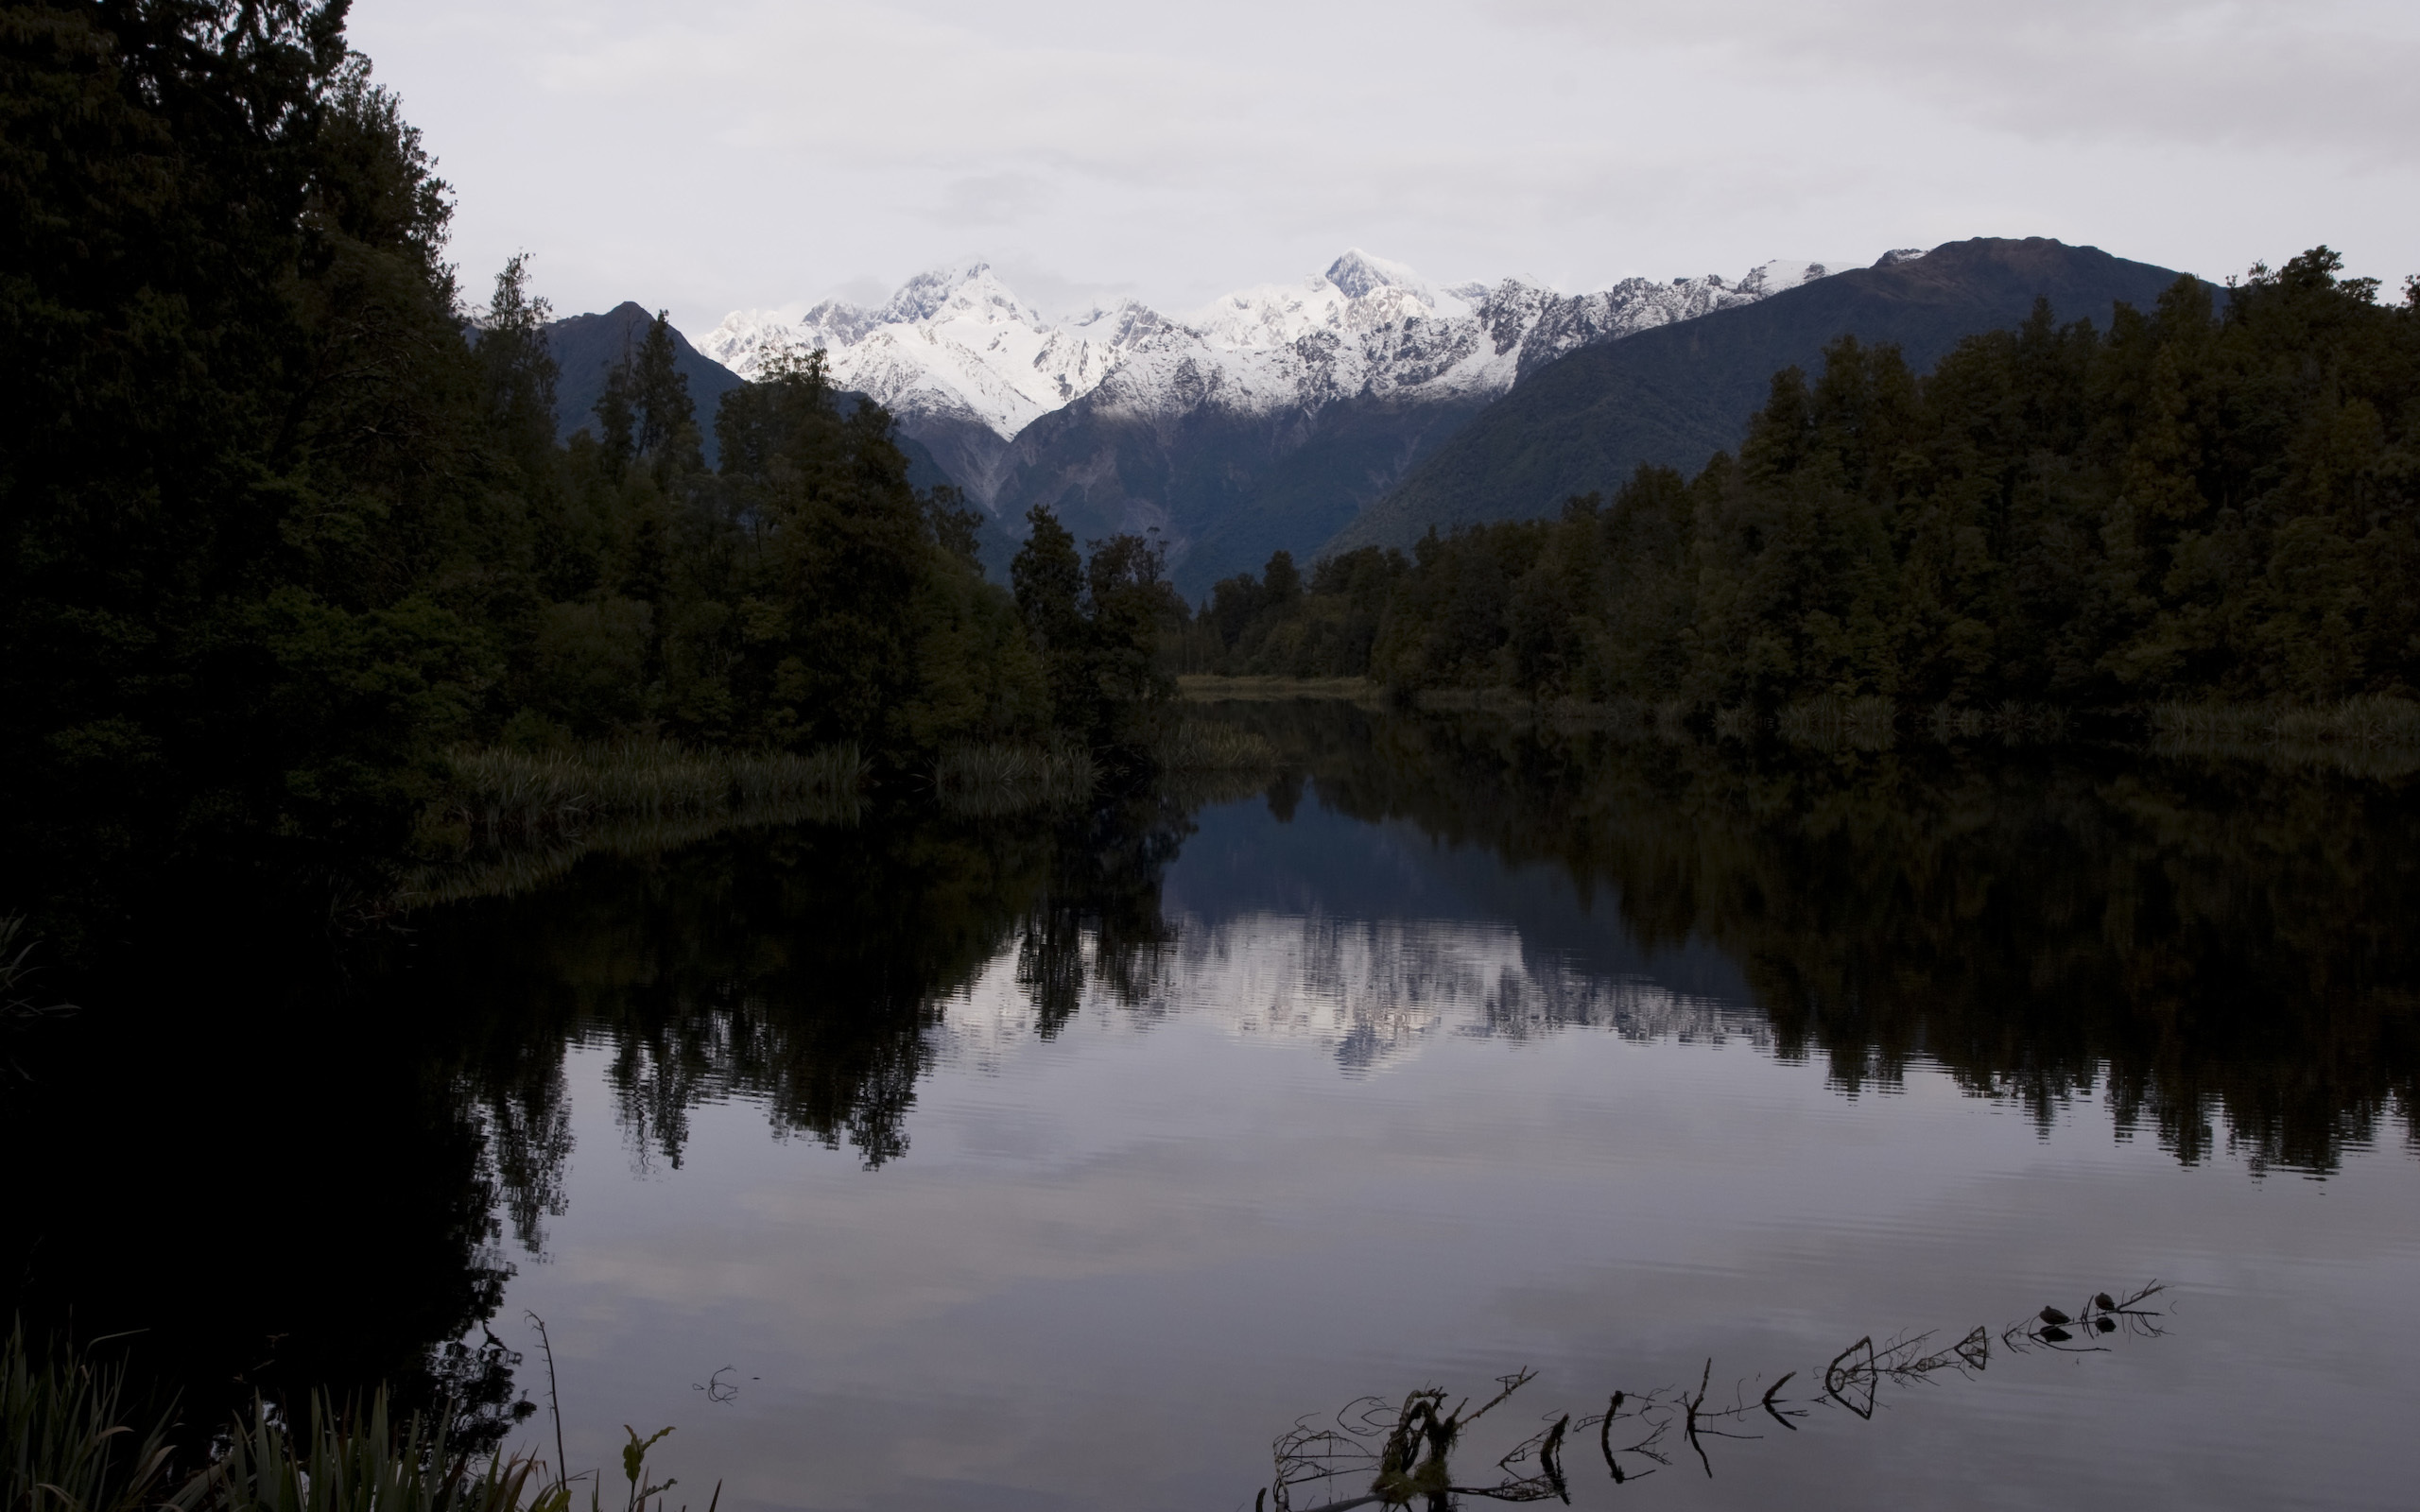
700, 250, 1842, 452
1737, 259, 1830, 296
874, 260, 1039, 327
1323, 248, 1425, 301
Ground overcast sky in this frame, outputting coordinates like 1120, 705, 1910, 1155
348, 0, 2420, 335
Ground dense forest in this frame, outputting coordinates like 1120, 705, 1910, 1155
0, 1, 1173, 895
1190, 261, 2420, 709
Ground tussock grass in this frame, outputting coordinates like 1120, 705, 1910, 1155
441, 742, 864, 836
931, 739, 1098, 816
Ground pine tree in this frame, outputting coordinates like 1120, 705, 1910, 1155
479, 254, 560, 473
594, 359, 636, 480
1012, 506, 1090, 730
631, 310, 700, 472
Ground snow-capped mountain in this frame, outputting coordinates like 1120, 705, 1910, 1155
700, 250, 1827, 452
704, 263, 1176, 440
698, 249, 1832, 591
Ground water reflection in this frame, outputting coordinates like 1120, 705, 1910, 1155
422, 707, 2418, 1204
9, 707, 2417, 1507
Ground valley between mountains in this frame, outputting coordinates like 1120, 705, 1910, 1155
544, 238, 2187, 594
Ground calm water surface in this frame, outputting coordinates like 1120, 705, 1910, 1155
12, 713, 2419, 1510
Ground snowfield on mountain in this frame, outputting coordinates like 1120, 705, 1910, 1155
700, 250, 1830, 444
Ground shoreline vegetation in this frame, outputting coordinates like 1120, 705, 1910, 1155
1, 1325, 681, 1512
1192, 675, 2420, 750
398, 688, 2420, 911
401, 718, 1282, 905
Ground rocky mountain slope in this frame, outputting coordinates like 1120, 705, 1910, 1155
705, 251, 1831, 591
1329, 238, 2193, 556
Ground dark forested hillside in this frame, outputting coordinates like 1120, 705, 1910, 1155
977, 386, 1494, 597
1194, 253, 2420, 708
1332, 238, 2192, 553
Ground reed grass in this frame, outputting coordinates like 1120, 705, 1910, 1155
2149, 696, 2420, 747
1710, 704, 1755, 742
1152, 718, 1279, 773
930, 739, 1098, 816
399, 804, 852, 907
1926, 701, 2074, 744
3, 1328, 699, 1512
1176, 675, 1380, 705
440, 742, 865, 837
199, 1393, 568, 1512
1774, 696, 1898, 749
4, 1323, 181, 1512
2, 915, 74, 1025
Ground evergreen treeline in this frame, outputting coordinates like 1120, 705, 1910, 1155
0, 2, 1170, 886
1190, 258, 2420, 707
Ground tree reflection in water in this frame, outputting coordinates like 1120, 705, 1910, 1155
422, 789, 1200, 1194
424, 703, 2420, 1263
1214, 702, 2420, 1175
1266, 1283, 2169, 1509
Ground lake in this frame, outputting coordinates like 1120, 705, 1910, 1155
10, 706, 2417, 1510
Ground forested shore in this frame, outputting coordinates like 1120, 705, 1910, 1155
1182, 260, 2420, 720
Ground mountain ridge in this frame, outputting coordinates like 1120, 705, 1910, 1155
1328, 237, 2196, 556
702, 250, 1835, 590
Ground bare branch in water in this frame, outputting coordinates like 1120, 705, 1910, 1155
1266, 1279, 2171, 1506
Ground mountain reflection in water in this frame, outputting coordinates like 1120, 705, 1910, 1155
7, 705, 2417, 1510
